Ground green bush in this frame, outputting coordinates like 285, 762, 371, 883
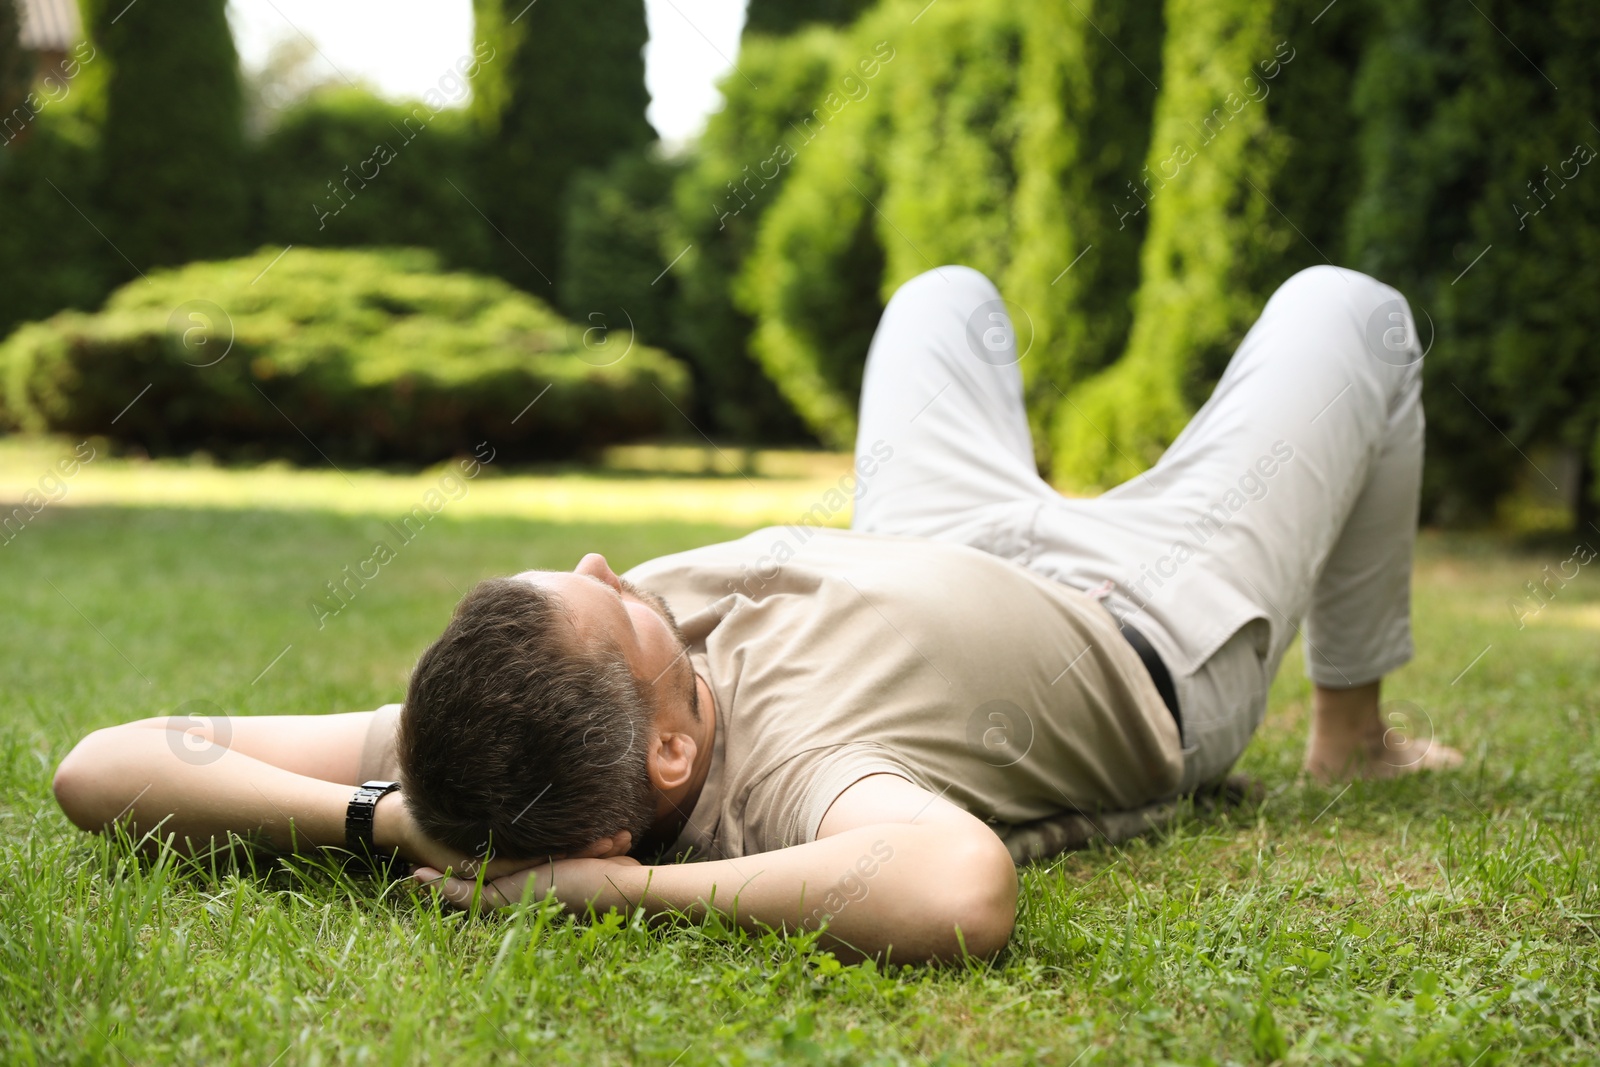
1, 25, 113, 340
0, 104, 116, 340
471, 0, 653, 296
0, 0, 26, 124
737, 0, 1162, 453
252, 88, 494, 273
742, 0, 877, 36
949, 0, 1162, 471
1346, 0, 1600, 526
560, 149, 684, 355
88, 0, 248, 271
0, 247, 692, 464
1053, 0, 1285, 488
667, 28, 846, 440
1054, 0, 1372, 490
733, 42, 889, 448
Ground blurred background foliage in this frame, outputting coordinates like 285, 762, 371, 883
0, 247, 689, 463
0, 0, 1594, 528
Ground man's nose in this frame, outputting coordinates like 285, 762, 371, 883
575, 552, 621, 590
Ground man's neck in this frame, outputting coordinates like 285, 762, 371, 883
647, 670, 717, 847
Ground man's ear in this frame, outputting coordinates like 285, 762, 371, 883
646, 727, 698, 793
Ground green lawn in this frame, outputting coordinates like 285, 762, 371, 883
2, 439, 1597, 1065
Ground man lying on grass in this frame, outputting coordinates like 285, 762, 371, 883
54, 264, 1462, 963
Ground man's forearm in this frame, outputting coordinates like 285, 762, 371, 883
550, 823, 1016, 962
53, 724, 397, 855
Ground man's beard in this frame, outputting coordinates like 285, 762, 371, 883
619, 577, 700, 720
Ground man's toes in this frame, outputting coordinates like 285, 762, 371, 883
1305, 736, 1463, 783
1416, 742, 1464, 772
1382, 738, 1464, 775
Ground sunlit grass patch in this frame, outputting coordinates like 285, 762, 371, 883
0, 435, 865, 528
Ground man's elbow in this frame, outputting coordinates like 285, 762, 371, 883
52, 728, 117, 832
933, 831, 1018, 959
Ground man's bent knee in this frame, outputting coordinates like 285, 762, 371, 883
1266, 265, 1423, 370
1273, 265, 1411, 323
884, 264, 1001, 319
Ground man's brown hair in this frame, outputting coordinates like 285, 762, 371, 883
397, 577, 657, 859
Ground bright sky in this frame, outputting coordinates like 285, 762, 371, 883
226, 0, 748, 148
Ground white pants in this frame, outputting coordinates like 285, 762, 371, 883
851, 264, 1424, 792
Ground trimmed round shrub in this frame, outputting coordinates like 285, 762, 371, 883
0, 246, 692, 465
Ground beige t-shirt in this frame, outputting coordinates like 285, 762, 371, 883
624, 528, 1182, 861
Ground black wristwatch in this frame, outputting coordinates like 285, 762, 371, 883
346, 780, 402, 861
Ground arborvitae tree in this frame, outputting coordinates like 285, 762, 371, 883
1053, 0, 1375, 489
561, 148, 685, 357
472, 0, 653, 297
0, 13, 113, 339
0, 107, 110, 338
735, 16, 894, 446
992, 0, 1163, 472
737, 0, 1162, 452
1347, 0, 1600, 530
743, 0, 878, 37
89, 0, 247, 272
0, 0, 28, 143
668, 28, 842, 440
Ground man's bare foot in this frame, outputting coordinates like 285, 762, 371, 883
1303, 680, 1465, 784
1305, 731, 1465, 783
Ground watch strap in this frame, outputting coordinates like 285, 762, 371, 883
345, 780, 401, 866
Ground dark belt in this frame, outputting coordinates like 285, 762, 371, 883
1117, 619, 1181, 730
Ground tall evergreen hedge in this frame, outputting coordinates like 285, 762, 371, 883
88, 0, 248, 272
0, 0, 27, 133
667, 28, 844, 440
986, 0, 1164, 470
733, 16, 893, 447
252, 88, 493, 272
1054, 0, 1286, 488
471, 0, 653, 297
0, 30, 112, 340
1346, 0, 1600, 526
743, 0, 877, 37
737, 0, 1163, 454
560, 149, 684, 364
1052, 0, 1378, 490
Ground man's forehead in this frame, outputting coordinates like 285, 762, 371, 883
510, 568, 597, 589
506, 571, 600, 631
510, 569, 556, 584
508, 570, 575, 610
513, 568, 616, 592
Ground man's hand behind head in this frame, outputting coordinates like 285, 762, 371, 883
377, 790, 633, 879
